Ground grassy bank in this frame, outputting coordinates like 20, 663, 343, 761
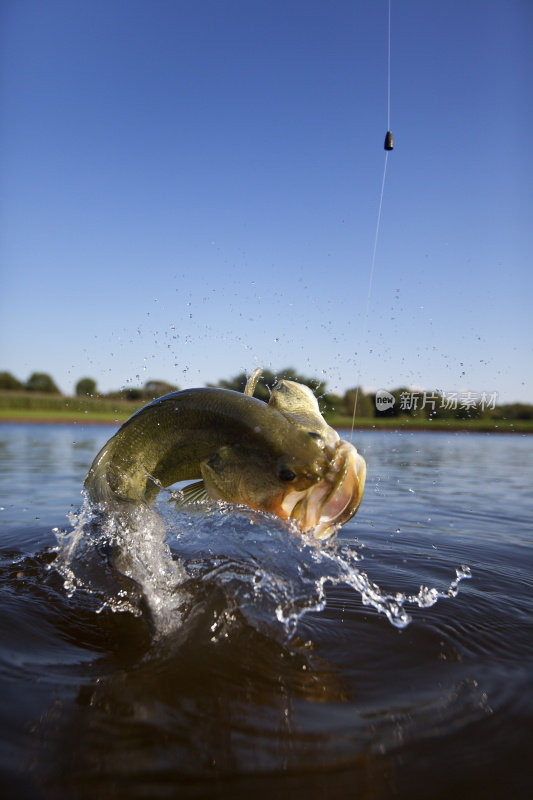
1, 391, 531, 432
0, 392, 142, 424
325, 413, 532, 433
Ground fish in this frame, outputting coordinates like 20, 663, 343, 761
84, 371, 366, 538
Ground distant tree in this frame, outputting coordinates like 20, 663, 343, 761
122, 388, 143, 400
342, 388, 374, 418
0, 371, 23, 390
75, 377, 97, 397
493, 402, 533, 421
25, 372, 60, 394
216, 371, 249, 393
143, 380, 179, 399
320, 392, 343, 415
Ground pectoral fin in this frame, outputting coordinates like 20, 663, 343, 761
169, 480, 210, 507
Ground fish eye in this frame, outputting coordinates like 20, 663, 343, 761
278, 466, 297, 482
307, 432, 324, 445
207, 452, 224, 470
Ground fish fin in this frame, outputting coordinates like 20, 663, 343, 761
169, 480, 210, 507
244, 367, 263, 396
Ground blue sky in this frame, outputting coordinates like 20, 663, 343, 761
1, 0, 532, 403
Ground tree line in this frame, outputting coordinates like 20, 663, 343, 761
0, 371, 179, 402
1, 369, 531, 421
207, 369, 533, 421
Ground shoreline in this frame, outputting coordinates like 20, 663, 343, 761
0, 416, 121, 427
0, 416, 529, 434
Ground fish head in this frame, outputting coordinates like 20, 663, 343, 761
200, 426, 366, 540
268, 379, 340, 452
200, 439, 324, 513
266, 378, 367, 536
279, 438, 366, 539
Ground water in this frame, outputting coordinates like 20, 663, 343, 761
1, 422, 532, 799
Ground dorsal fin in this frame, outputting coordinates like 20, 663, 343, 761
244, 367, 263, 397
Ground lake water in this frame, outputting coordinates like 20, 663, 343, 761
1, 422, 532, 799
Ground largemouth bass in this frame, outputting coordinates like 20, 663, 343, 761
85, 373, 366, 538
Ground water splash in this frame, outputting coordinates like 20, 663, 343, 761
54, 496, 189, 629
54, 495, 471, 639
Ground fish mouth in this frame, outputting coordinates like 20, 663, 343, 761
281, 440, 366, 539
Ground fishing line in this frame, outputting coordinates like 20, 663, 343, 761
350, 153, 389, 431
387, 0, 391, 132
351, 0, 393, 434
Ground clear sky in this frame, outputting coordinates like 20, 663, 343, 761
1, 0, 532, 403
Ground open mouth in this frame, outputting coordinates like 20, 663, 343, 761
282, 441, 366, 539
